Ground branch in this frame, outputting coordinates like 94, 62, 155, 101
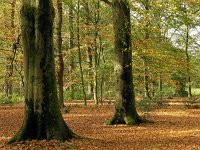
100, 0, 112, 7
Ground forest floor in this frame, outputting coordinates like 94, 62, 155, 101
0, 97, 200, 150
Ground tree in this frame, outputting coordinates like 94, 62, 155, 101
68, 0, 75, 99
56, 0, 65, 108
8, 0, 74, 143
101, 0, 142, 125
166, 0, 200, 97
82, 0, 94, 98
3, 0, 18, 99
77, 0, 87, 106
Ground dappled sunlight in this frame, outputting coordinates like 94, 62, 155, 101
152, 110, 190, 117
1, 100, 200, 149
168, 128, 200, 137
64, 113, 93, 117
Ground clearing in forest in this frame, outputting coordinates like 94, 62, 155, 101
0, 98, 200, 150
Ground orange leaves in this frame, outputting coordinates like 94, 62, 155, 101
1, 100, 200, 149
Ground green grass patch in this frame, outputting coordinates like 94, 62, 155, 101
191, 88, 200, 96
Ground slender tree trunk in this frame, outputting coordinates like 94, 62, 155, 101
83, 1, 94, 98
77, 0, 87, 106
93, 64, 98, 105
93, 1, 100, 105
88, 46, 94, 97
159, 73, 163, 105
56, 0, 64, 108
4, 0, 16, 98
8, 0, 75, 143
185, 25, 192, 98
144, 60, 151, 99
107, 0, 142, 125
99, 37, 105, 105
143, 0, 151, 100
152, 81, 155, 98
69, 0, 75, 99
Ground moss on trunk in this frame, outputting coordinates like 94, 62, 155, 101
107, 0, 143, 125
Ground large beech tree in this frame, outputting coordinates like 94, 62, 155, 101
101, 0, 142, 124
8, 0, 74, 143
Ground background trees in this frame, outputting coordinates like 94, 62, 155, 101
0, 0, 199, 105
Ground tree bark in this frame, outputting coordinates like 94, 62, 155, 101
56, 0, 64, 109
99, 37, 106, 105
82, 1, 94, 98
77, 0, 87, 106
159, 73, 163, 105
69, 0, 75, 99
144, 60, 151, 99
108, 0, 142, 125
143, 0, 151, 100
185, 25, 192, 98
8, 0, 74, 143
56, 0, 64, 108
4, 0, 17, 98
152, 81, 155, 98
93, 1, 100, 105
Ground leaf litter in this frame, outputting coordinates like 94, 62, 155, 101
0, 98, 200, 149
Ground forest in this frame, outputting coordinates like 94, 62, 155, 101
0, 0, 200, 149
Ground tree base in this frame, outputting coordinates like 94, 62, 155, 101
7, 112, 77, 144
107, 112, 153, 125
7, 124, 76, 144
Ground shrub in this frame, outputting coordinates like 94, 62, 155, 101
183, 98, 200, 109
137, 97, 168, 112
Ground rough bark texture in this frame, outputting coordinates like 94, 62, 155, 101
8, 0, 74, 143
108, 0, 142, 125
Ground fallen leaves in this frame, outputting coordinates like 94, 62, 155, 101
0, 99, 200, 149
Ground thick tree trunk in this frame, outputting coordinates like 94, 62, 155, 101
108, 0, 142, 125
56, 0, 64, 108
8, 0, 74, 143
